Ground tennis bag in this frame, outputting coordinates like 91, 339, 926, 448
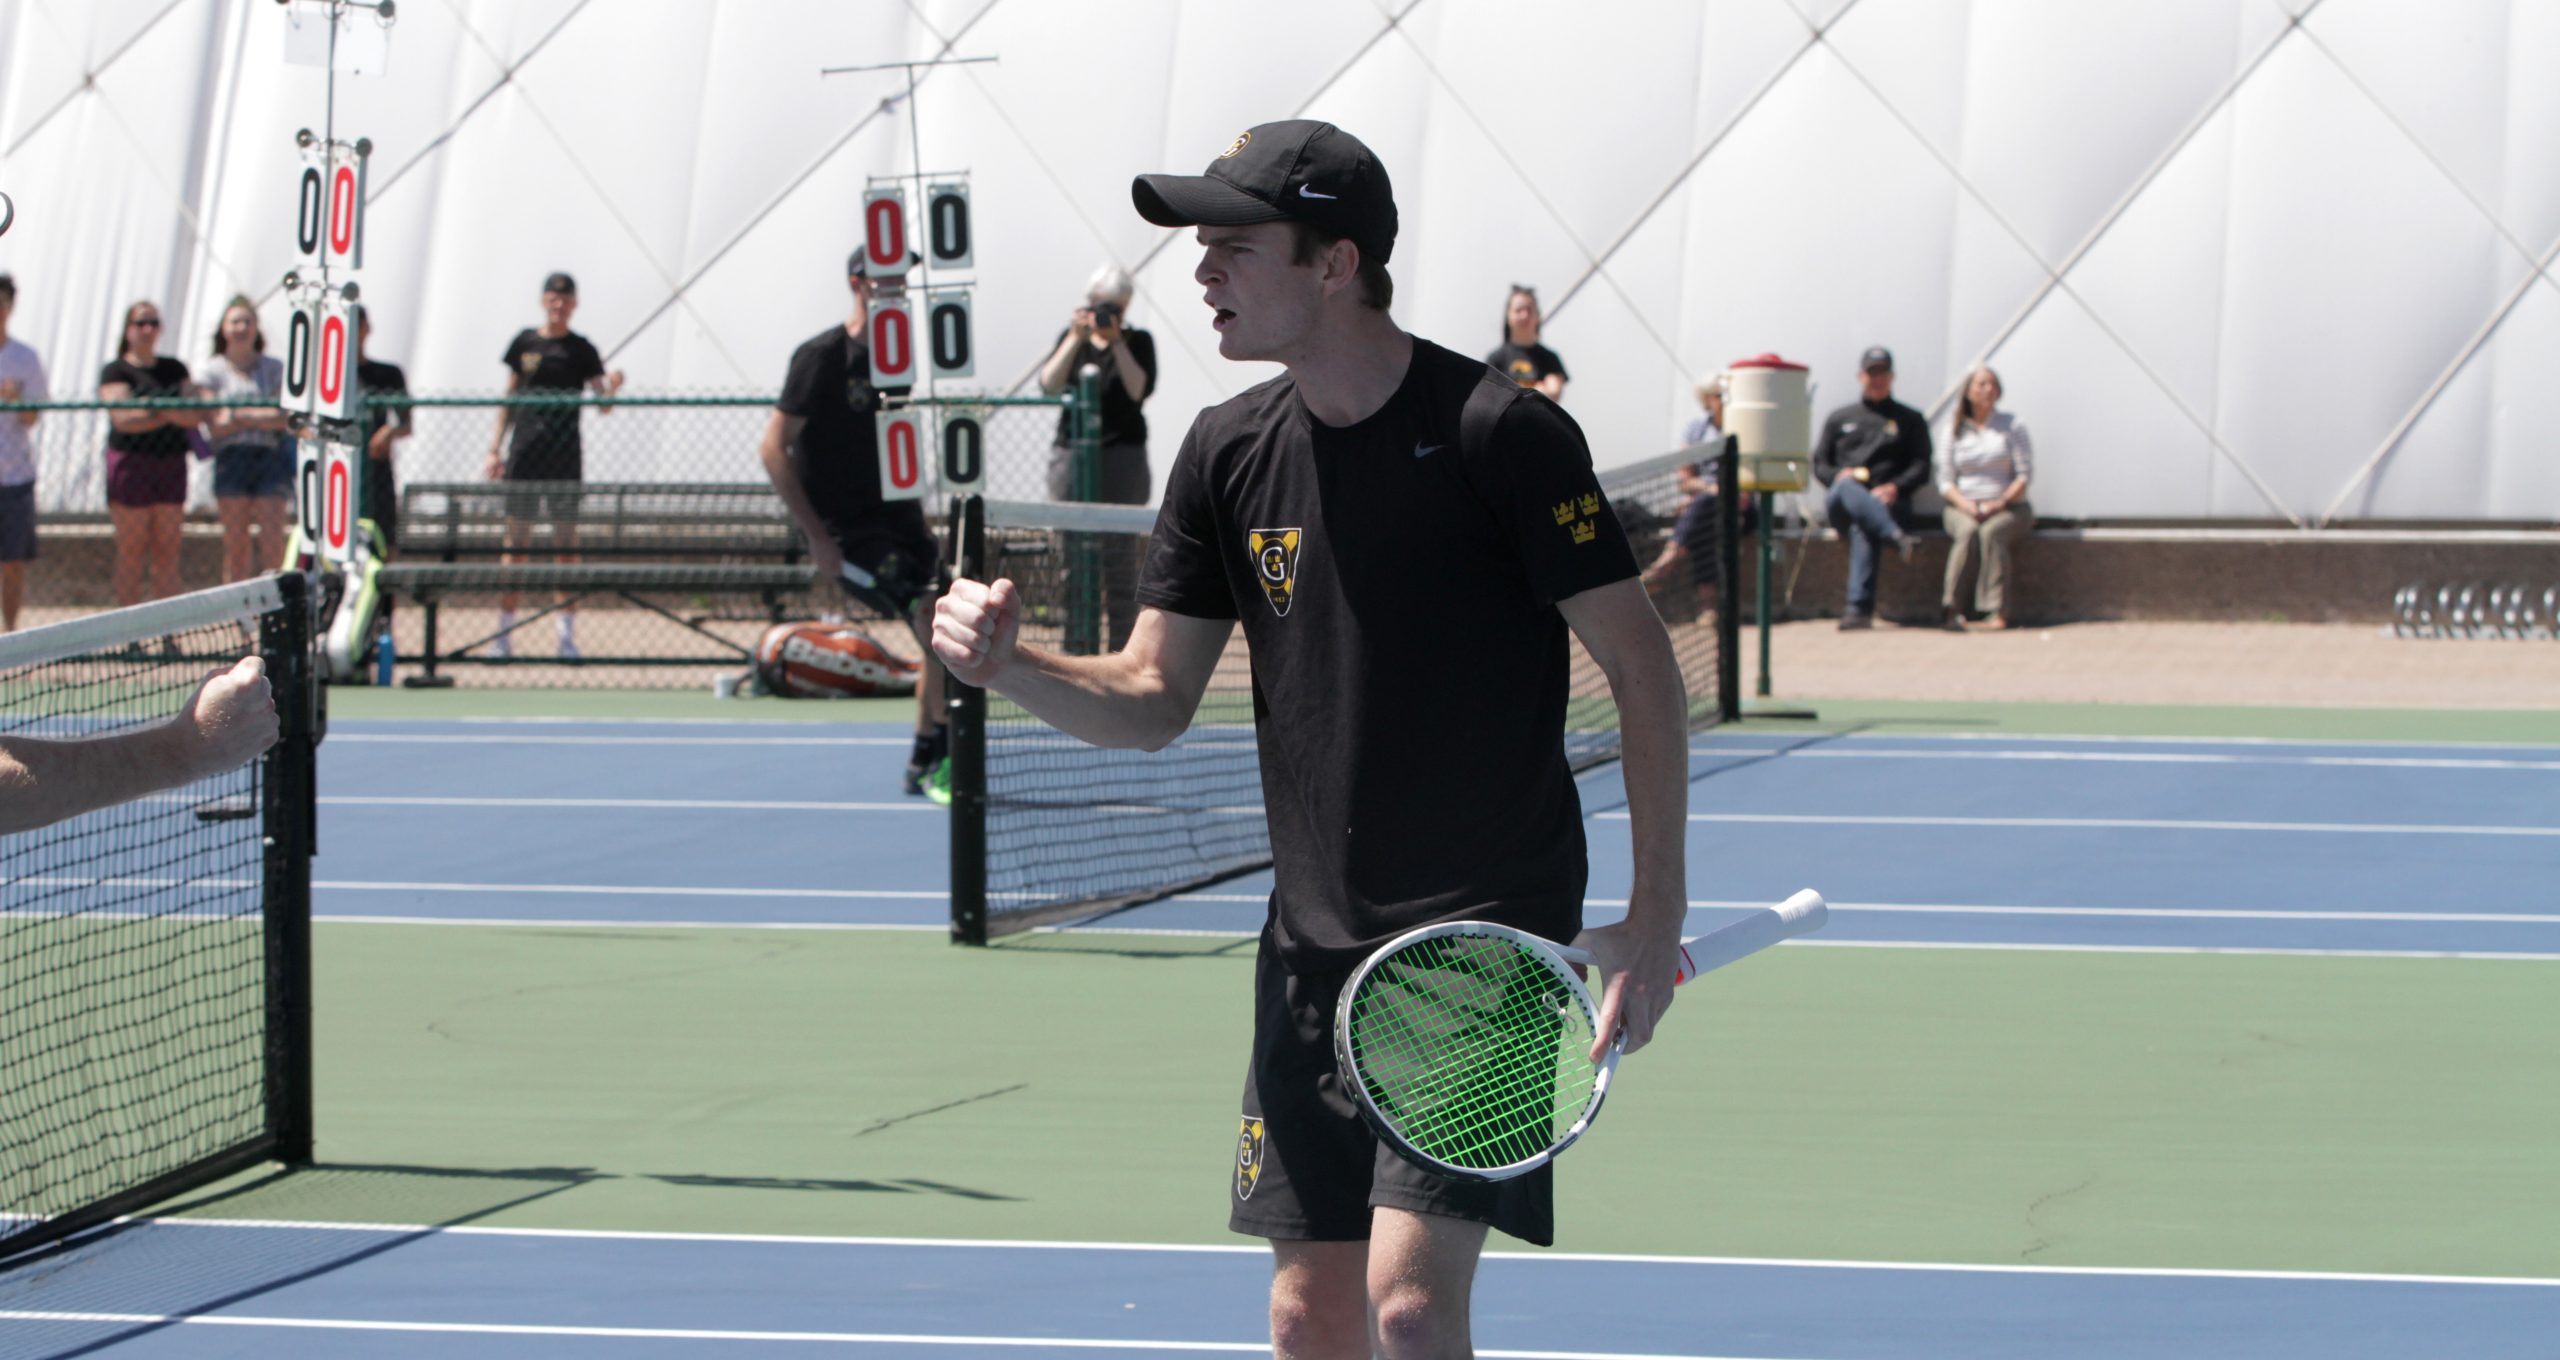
753, 622, 919, 698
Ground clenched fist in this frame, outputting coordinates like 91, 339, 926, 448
175, 657, 281, 781
931, 577, 1022, 687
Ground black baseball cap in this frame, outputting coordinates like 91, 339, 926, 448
1860, 345, 1893, 373
542, 271, 577, 296
1132, 120, 1398, 265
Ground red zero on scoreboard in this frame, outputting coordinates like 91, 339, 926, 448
868, 298, 914, 387
329, 163, 358, 256
876, 411, 924, 501
863, 187, 909, 276
317, 313, 347, 406
324, 456, 351, 553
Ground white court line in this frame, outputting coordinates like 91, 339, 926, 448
320, 796, 938, 813
1714, 730, 2560, 754
0, 1313, 1767, 1360
330, 734, 906, 747
1689, 746, 2560, 771
290, 885, 2560, 928
320, 916, 943, 932
94, 1219, 2560, 1286
1611, 812, 2560, 837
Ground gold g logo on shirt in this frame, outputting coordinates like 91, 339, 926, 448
1248, 528, 1301, 618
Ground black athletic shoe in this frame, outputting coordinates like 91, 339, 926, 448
902, 727, 950, 797
1838, 611, 1874, 631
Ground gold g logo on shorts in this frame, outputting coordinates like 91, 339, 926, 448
1235, 1116, 1266, 1200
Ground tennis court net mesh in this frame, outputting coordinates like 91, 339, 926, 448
948, 447, 1740, 942
0, 575, 317, 1264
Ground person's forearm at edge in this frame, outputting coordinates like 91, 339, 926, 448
1594, 617, 1689, 945
1, 726, 200, 836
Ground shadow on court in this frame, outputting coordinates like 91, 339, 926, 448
0, 1162, 603, 1359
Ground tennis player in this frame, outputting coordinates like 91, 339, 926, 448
933, 120, 1692, 1359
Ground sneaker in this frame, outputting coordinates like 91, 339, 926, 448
919, 758, 953, 807
1838, 611, 1874, 631
1941, 608, 1967, 632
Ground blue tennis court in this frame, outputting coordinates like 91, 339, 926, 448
6, 712, 2555, 1357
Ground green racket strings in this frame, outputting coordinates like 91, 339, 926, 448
1346, 935, 1601, 1171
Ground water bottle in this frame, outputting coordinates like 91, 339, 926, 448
374, 629, 395, 686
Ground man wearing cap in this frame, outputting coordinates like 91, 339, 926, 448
757, 253, 950, 798
484, 272, 625, 657
1809, 346, 1929, 629
932, 120, 1694, 1358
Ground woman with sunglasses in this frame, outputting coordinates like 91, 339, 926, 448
98, 300, 201, 605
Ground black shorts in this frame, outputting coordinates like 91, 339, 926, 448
1231, 929, 1556, 1246
827, 504, 941, 620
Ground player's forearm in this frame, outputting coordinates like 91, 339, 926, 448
987, 645, 1193, 751
1108, 342, 1149, 402
1037, 335, 1080, 394
1601, 635, 1690, 939
0, 725, 191, 836
755, 428, 831, 548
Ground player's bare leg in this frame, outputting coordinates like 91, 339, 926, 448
1268, 1240, 1368, 1360
1366, 1207, 1484, 1359
899, 596, 950, 797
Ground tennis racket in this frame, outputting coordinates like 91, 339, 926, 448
1333, 888, 1827, 1183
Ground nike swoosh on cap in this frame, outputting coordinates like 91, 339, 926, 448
1297, 185, 1338, 200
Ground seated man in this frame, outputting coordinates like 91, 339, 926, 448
0, 656, 279, 834
1811, 346, 1929, 630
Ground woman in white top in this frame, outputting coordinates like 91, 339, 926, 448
203, 297, 294, 583
1936, 366, 2033, 629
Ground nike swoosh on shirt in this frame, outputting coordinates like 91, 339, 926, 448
1297, 185, 1338, 200
1413, 444, 1443, 459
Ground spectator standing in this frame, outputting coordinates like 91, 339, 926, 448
1640, 374, 1730, 612
98, 301, 200, 607
1810, 345, 1928, 630
355, 306, 412, 553
202, 297, 293, 583
1038, 264, 1157, 652
1486, 285, 1567, 402
758, 253, 951, 798
483, 272, 623, 657
1936, 365, 2034, 630
0, 273, 49, 630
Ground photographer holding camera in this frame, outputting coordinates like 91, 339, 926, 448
1037, 263, 1157, 650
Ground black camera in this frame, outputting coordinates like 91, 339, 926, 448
1089, 302, 1119, 329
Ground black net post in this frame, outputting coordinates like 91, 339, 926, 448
947, 497, 989, 946
1716, 436, 1743, 723
262, 569, 318, 1165
1065, 366, 1104, 656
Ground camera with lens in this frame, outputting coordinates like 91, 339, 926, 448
1089, 302, 1120, 329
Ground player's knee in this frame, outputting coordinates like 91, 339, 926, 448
1268, 1286, 1362, 1358
1370, 1283, 1457, 1358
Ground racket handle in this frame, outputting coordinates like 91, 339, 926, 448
1673, 888, 1827, 984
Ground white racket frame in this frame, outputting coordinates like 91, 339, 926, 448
1333, 890, 1830, 1183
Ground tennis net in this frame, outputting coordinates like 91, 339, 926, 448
0, 575, 318, 1264
948, 446, 1740, 942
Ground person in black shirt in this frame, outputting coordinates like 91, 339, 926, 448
1809, 345, 1929, 629
933, 120, 1695, 1357
355, 307, 412, 553
482, 272, 624, 657
1037, 263, 1158, 650
1484, 284, 1567, 402
758, 253, 949, 797
97, 300, 202, 606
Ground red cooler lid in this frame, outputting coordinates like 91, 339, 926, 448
1727, 353, 1807, 370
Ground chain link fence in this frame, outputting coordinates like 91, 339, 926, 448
2, 393, 1086, 691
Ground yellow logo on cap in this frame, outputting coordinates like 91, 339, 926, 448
1220, 131, 1252, 159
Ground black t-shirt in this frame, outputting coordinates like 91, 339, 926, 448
99, 357, 193, 458
1485, 341, 1567, 390
775, 324, 886, 527
501, 328, 605, 463
1139, 339, 1639, 975
1049, 329, 1158, 447
1810, 396, 1933, 506
357, 358, 408, 448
